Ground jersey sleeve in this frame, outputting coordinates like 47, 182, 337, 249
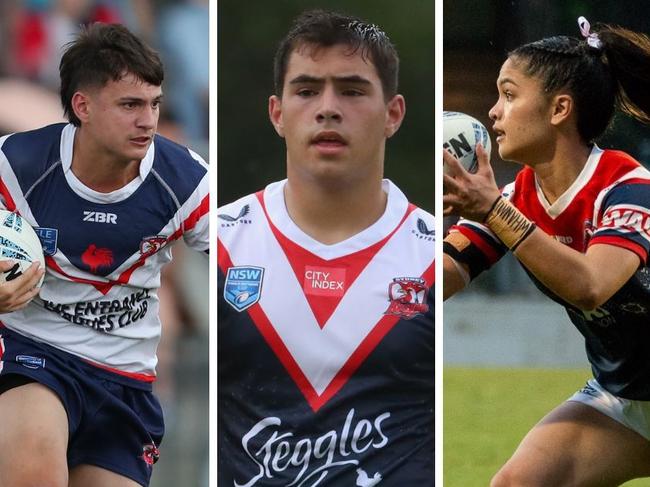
181, 150, 209, 253
444, 183, 512, 279
590, 179, 650, 264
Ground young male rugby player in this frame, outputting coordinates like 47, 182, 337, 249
0, 23, 208, 487
218, 10, 435, 486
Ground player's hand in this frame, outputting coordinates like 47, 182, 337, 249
443, 144, 501, 221
0, 261, 44, 313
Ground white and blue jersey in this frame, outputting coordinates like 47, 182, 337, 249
218, 180, 435, 486
0, 123, 209, 380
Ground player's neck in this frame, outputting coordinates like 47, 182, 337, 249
284, 175, 387, 245
532, 140, 591, 205
72, 128, 141, 193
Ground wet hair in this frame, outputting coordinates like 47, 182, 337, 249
59, 23, 164, 126
509, 24, 650, 143
273, 10, 399, 100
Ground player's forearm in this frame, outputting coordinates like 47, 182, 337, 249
513, 230, 636, 310
443, 254, 468, 300
483, 196, 638, 310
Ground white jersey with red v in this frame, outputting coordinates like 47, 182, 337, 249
218, 179, 434, 486
0, 123, 209, 379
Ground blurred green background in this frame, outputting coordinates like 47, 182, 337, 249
217, 0, 434, 212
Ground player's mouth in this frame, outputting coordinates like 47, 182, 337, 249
493, 127, 505, 144
311, 131, 348, 155
130, 136, 152, 147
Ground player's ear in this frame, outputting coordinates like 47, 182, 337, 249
550, 93, 573, 127
385, 94, 405, 138
71, 91, 91, 124
269, 95, 285, 138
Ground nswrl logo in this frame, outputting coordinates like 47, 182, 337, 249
224, 266, 264, 311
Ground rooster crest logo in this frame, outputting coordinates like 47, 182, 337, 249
356, 468, 382, 486
81, 244, 114, 273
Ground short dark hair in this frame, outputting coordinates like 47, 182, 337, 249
509, 24, 650, 143
59, 23, 164, 126
273, 10, 399, 100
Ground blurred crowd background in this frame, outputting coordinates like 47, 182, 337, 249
444, 0, 650, 299
0, 1, 209, 486
217, 0, 434, 213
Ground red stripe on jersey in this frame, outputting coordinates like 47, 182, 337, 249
167, 194, 209, 241
0, 334, 5, 373
256, 192, 417, 328
218, 239, 434, 412
312, 260, 435, 410
453, 226, 501, 264
45, 195, 209, 294
218, 239, 321, 408
0, 178, 17, 211
83, 358, 156, 382
589, 236, 648, 264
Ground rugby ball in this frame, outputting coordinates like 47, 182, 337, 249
0, 210, 45, 286
443, 111, 491, 174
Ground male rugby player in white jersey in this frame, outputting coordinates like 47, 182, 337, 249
0, 23, 208, 487
218, 10, 434, 486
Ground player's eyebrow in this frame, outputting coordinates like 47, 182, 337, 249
118, 94, 164, 102
497, 77, 518, 87
289, 74, 372, 85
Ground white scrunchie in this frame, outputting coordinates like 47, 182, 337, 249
578, 16, 603, 49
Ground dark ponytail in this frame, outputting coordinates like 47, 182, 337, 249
508, 22, 650, 143
596, 25, 650, 125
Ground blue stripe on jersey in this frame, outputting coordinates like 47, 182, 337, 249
594, 182, 650, 253
150, 135, 207, 208
1, 124, 65, 194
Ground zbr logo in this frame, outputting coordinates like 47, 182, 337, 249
384, 277, 429, 319
224, 266, 264, 312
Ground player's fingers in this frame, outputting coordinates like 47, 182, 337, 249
0, 260, 18, 272
4, 287, 41, 313
443, 173, 462, 193
442, 149, 466, 177
475, 144, 494, 176
0, 262, 42, 297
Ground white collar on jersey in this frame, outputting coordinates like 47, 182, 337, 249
263, 178, 410, 260
59, 123, 155, 204
534, 144, 603, 218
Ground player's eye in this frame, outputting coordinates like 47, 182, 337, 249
504, 91, 513, 101
123, 102, 137, 109
152, 100, 161, 109
296, 88, 317, 97
342, 89, 364, 97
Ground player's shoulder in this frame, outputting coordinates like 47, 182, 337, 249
154, 134, 208, 171
0, 123, 67, 172
150, 134, 208, 202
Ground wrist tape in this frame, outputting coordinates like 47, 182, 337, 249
484, 196, 536, 251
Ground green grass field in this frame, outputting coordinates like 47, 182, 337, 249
444, 368, 650, 487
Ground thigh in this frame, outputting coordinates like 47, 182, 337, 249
69, 465, 142, 487
494, 401, 650, 487
0, 381, 69, 487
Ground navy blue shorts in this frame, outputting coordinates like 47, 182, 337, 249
0, 327, 164, 487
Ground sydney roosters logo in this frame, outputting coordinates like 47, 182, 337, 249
141, 443, 160, 466
81, 244, 114, 273
140, 235, 167, 256
384, 277, 429, 319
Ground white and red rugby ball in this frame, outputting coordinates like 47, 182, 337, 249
443, 111, 492, 174
0, 210, 45, 286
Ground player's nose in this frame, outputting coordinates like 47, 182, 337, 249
315, 86, 342, 123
